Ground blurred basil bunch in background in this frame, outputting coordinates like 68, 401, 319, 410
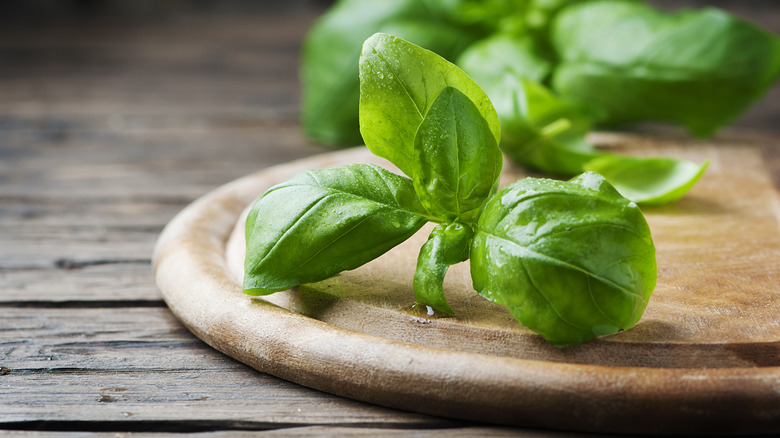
301, 0, 780, 186
302, 0, 573, 146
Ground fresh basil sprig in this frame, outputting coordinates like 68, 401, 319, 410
457, 37, 709, 204
245, 34, 657, 347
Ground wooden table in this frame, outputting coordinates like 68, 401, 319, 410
2, 2, 779, 436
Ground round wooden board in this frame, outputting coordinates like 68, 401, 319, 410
153, 133, 780, 435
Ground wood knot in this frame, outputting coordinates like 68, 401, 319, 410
99, 394, 118, 403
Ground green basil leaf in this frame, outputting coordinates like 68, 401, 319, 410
551, 0, 780, 137
470, 172, 657, 346
584, 155, 709, 205
412, 87, 502, 222
523, 0, 584, 34
359, 32, 501, 178
243, 164, 427, 295
480, 72, 602, 176
302, 0, 482, 146
457, 33, 551, 88
453, 0, 582, 40
413, 222, 474, 315
457, 32, 601, 176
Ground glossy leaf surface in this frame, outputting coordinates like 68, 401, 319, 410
359, 33, 500, 178
244, 164, 427, 294
412, 87, 502, 222
471, 172, 657, 346
584, 155, 709, 205
413, 223, 474, 314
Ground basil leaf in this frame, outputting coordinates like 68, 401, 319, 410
412, 87, 502, 222
471, 172, 656, 346
457, 33, 551, 88
302, 0, 482, 146
456, 33, 599, 176
454, 0, 582, 40
359, 32, 501, 178
551, 0, 780, 137
476, 71, 602, 176
413, 222, 474, 315
243, 164, 427, 295
584, 155, 709, 206
523, 0, 583, 34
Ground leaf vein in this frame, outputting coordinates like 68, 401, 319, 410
480, 230, 643, 301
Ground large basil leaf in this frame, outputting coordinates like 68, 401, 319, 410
584, 155, 709, 205
243, 164, 427, 295
551, 0, 780, 137
412, 87, 502, 222
302, 0, 482, 146
471, 172, 656, 346
359, 33, 501, 178
413, 222, 474, 314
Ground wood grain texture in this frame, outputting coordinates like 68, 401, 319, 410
1, 305, 456, 429
0, 428, 578, 438
154, 134, 780, 435
0, 5, 466, 435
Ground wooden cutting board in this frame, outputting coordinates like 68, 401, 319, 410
153, 132, 780, 435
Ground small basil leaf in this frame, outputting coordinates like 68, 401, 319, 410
551, 1, 780, 137
457, 33, 551, 88
243, 164, 427, 295
471, 172, 657, 346
584, 155, 709, 205
359, 33, 500, 178
413, 222, 474, 315
302, 0, 482, 146
412, 87, 502, 223
481, 73, 602, 176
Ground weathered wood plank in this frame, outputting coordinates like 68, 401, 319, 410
0, 198, 185, 229
0, 263, 160, 302
0, 307, 453, 427
0, 427, 594, 437
0, 126, 325, 272
0, 369, 453, 427
1, 224, 157, 269
0, 124, 326, 201
1, 307, 235, 371
0, 11, 319, 119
